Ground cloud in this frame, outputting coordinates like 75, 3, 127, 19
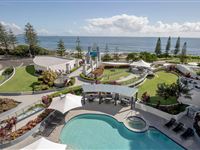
37, 28, 49, 35
0, 21, 22, 35
82, 14, 200, 37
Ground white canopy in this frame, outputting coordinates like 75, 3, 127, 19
48, 93, 82, 114
102, 62, 129, 66
21, 137, 66, 150
130, 60, 151, 68
82, 84, 138, 97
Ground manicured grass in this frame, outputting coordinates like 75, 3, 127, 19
0, 65, 38, 92
0, 75, 5, 82
138, 71, 178, 105
101, 68, 130, 82
119, 77, 138, 85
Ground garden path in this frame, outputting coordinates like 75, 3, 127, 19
116, 74, 138, 82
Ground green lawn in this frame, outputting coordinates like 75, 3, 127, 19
0, 65, 38, 92
101, 68, 130, 82
138, 71, 178, 105
0, 75, 5, 82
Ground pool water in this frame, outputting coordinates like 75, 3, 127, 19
60, 114, 184, 150
125, 116, 147, 131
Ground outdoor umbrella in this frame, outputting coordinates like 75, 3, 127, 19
48, 93, 82, 114
21, 137, 66, 150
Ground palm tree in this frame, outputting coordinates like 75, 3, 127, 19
157, 83, 170, 99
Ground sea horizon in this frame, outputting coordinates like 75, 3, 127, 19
16, 35, 200, 55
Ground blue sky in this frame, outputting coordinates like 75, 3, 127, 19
1, 0, 200, 37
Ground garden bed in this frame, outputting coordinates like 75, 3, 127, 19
0, 98, 20, 114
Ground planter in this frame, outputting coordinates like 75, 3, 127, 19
135, 102, 188, 121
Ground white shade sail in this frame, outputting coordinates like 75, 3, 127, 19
48, 93, 83, 114
82, 84, 138, 97
130, 60, 151, 68
21, 137, 66, 150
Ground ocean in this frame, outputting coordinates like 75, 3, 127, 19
16, 36, 200, 55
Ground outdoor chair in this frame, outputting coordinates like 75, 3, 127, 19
181, 128, 194, 139
172, 122, 184, 133
49, 115, 63, 124
164, 118, 176, 128
120, 98, 130, 106
43, 120, 58, 127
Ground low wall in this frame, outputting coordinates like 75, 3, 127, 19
0, 123, 41, 149
135, 102, 187, 121
0, 111, 55, 149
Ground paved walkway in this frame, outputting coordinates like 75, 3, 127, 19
69, 66, 90, 86
0, 92, 53, 120
116, 74, 138, 82
69, 66, 83, 78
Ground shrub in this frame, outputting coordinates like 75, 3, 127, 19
49, 86, 82, 98
92, 66, 104, 77
12, 45, 49, 57
70, 66, 80, 73
41, 70, 57, 86
196, 71, 200, 76
2, 67, 14, 76
80, 73, 95, 81
13, 45, 29, 57
67, 77, 75, 86
33, 84, 50, 91
141, 92, 150, 103
102, 54, 112, 61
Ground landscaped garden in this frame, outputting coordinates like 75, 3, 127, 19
0, 65, 37, 92
138, 70, 178, 105
0, 65, 76, 92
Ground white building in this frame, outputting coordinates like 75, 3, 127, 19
33, 56, 78, 73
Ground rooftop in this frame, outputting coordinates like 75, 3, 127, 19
82, 84, 138, 97
33, 56, 72, 67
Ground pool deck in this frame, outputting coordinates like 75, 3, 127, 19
5, 101, 200, 150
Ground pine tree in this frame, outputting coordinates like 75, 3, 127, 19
113, 46, 119, 61
174, 37, 180, 55
76, 36, 82, 59
24, 23, 38, 57
180, 42, 187, 64
8, 29, 17, 50
0, 23, 8, 54
102, 43, 111, 61
165, 36, 171, 57
155, 37, 162, 56
57, 39, 65, 56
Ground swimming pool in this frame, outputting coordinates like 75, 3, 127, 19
60, 114, 184, 150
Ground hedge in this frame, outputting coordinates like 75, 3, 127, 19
70, 66, 80, 73
80, 73, 96, 81
2, 67, 14, 76
49, 86, 82, 98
